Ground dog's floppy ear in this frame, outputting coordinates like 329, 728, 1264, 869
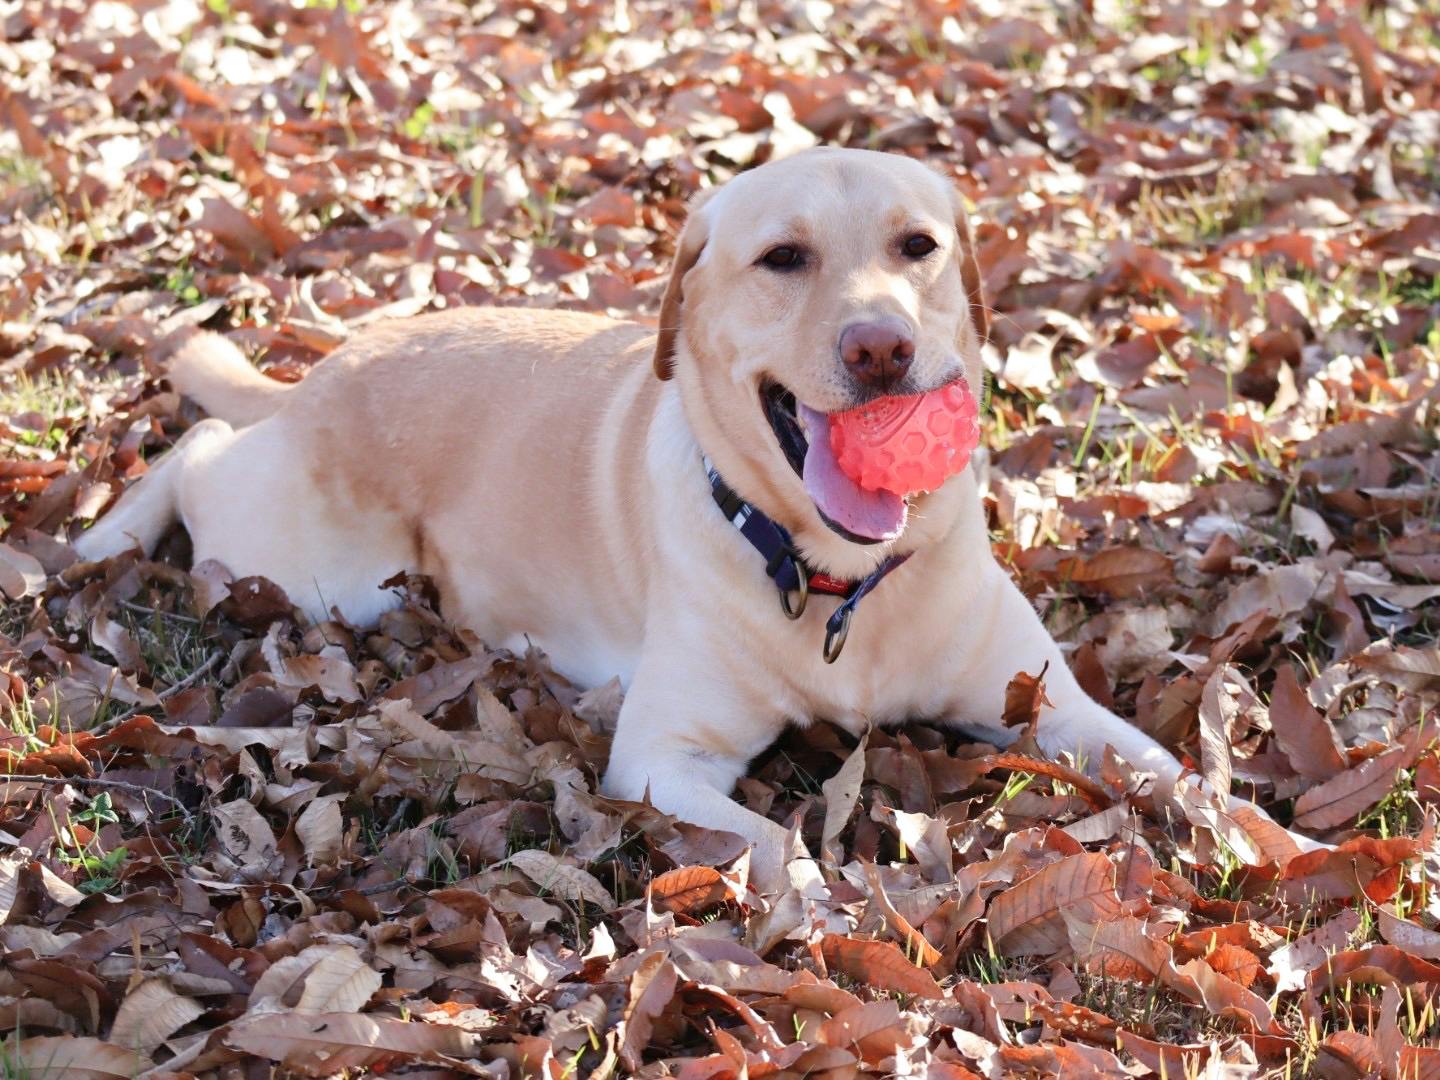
953, 193, 989, 347
653, 191, 714, 380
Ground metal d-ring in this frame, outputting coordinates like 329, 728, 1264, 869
778, 558, 808, 620
823, 606, 853, 663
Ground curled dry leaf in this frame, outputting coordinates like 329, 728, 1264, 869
1173, 779, 1303, 867
619, 951, 679, 1072
0, 542, 46, 599
1197, 664, 1237, 795
649, 866, 729, 917
981, 752, 1112, 810
820, 734, 867, 864
295, 793, 344, 867
1001, 664, 1052, 730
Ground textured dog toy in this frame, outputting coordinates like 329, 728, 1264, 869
829, 379, 980, 495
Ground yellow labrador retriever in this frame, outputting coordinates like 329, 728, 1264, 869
76, 148, 1316, 869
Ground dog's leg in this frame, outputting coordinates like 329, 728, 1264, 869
73, 418, 234, 560
602, 659, 795, 878
950, 563, 1327, 849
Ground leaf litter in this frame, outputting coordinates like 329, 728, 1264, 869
2, 0, 1440, 1075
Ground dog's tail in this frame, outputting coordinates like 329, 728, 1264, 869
168, 333, 292, 427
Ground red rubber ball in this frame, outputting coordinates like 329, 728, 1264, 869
829, 379, 980, 496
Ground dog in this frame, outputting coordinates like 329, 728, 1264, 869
76, 148, 1319, 873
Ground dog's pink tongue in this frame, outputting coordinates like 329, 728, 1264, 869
799, 404, 907, 541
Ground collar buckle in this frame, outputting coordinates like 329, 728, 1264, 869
777, 556, 808, 619
823, 605, 853, 663
704, 455, 907, 661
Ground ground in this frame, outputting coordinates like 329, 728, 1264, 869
1, 0, 1439, 1076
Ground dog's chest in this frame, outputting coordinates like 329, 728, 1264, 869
762, 591, 959, 734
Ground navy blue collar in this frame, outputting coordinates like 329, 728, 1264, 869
704, 460, 909, 662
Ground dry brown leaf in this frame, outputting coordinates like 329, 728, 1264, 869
819, 934, 945, 999
108, 978, 204, 1054
820, 734, 867, 864
226, 1012, 480, 1075
987, 853, 1122, 955
981, 753, 1112, 810
0, 851, 26, 924
1278, 837, 1418, 904
1268, 664, 1346, 780
619, 951, 679, 1071
1375, 907, 1440, 959
1293, 744, 1409, 830
1197, 665, 1237, 795
0, 542, 46, 600
1205, 943, 1262, 988
1201, 561, 1328, 636
1172, 957, 1282, 1034
295, 794, 344, 867
89, 612, 146, 674
211, 798, 279, 876
1066, 547, 1173, 598
860, 862, 943, 967
1064, 913, 1173, 981
1002, 663, 1053, 730
649, 866, 728, 917
249, 944, 381, 1016
1174, 780, 1303, 867
508, 849, 615, 909
3, 1037, 149, 1079
294, 945, 382, 1014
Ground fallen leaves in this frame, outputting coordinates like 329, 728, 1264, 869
3, 0, 1439, 1072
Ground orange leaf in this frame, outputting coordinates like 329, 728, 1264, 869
650, 866, 728, 916
988, 853, 1122, 955
1206, 944, 1261, 988
1002, 663, 1052, 730
819, 935, 945, 999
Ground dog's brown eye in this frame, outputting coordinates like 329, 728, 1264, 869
760, 245, 804, 271
902, 234, 938, 259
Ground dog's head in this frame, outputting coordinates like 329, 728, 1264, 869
653, 148, 988, 576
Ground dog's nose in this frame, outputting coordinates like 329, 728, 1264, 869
839, 319, 915, 391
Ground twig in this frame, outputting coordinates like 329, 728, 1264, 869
981, 751, 1115, 811
0, 773, 198, 831
119, 600, 202, 625
351, 877, 422, 896
91, 649, 224, 733
382, 796, 415, 835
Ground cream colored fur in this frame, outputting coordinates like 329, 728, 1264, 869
76, 149, 1320, 876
